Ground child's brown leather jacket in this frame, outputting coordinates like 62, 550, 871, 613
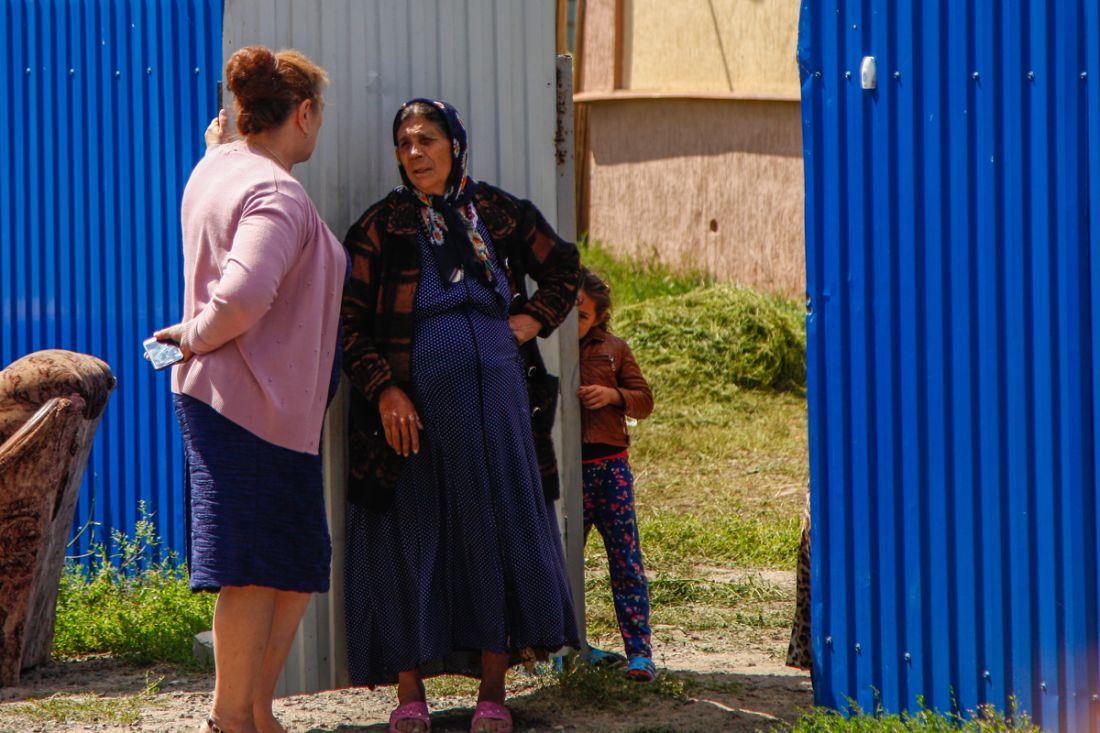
579, 329, 654, 447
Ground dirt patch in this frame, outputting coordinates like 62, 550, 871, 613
0, 626, 811, 733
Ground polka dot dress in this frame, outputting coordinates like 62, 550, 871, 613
344, 221, 579, 686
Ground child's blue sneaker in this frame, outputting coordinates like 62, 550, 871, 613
585, 646, 627, 667
625, 655, 656, 682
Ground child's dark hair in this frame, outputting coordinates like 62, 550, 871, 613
579, 267, 613, 331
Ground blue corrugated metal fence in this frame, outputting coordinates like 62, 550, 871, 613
801, 0, 1100, 729
1, 0, 223, 558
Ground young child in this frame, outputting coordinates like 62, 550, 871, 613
576, 267, 656, 681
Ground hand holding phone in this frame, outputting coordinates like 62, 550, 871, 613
143, 337, 185, 370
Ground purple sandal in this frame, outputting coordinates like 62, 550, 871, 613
470, 700, 513, 733
389, 700, 431, 733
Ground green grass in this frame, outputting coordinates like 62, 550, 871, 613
424, 674, 482, 697
638, 509, 801, 571
53, 503, 215, 666
584, 569, 793, 637
2, 677, 162, 726
630, 388, 808, 513
551, 662, 688, 709
577, 244, 808, 641
580, 239, 714, 307
781, 701, 1041, 732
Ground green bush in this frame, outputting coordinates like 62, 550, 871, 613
53, 503, 215, 665
617, 285, 805, 396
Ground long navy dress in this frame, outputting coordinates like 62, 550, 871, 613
344, 225, 578, 686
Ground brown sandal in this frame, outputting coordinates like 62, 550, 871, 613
206, 718, 230, 733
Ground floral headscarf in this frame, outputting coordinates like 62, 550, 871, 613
393, 98, 493, 286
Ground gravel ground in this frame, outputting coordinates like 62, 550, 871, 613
1, 624, 811, 733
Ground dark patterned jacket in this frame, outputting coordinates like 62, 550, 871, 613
341, 183, 580, 510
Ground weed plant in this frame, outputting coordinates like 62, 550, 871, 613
782, 700, 1040, 732
53, 502, 214, 665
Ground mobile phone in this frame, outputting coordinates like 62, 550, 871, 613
143, 337, 184, 370
215, 80, 223, 111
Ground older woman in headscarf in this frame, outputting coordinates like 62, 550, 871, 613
341, 98, 580, 733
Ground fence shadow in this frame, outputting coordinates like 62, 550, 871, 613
0, 656, 214, 700
304, 668, 813, 733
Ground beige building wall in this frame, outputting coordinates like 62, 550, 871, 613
575, 0, 805, 298
580, 0, 619, 92
623, 0, 801, 98
584, 97, 805, 298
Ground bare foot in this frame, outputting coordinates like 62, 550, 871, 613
471, 710, 511, 733
394, 670, 428, 733
253, 709, 289, 733
392, 705, 429, 733
202, 713, 260, 733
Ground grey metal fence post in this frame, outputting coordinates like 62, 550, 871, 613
555, 53, 587, 655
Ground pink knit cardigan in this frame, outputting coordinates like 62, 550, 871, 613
171, 141, 345, 454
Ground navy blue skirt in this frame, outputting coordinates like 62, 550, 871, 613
175, 394, 332, 593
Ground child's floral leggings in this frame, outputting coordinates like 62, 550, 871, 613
582, 454, 652, 658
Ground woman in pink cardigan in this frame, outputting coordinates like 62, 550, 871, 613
153, 46, 345, 733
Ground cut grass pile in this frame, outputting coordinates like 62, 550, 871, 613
618, 285, 806, 396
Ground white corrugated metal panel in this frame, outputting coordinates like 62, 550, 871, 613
220, 0, 576, 696
223, 0, 559, 233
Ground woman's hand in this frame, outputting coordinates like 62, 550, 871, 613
151, 324, 194, 361
378, 385, 423, 456
508, 314, 541, 345
577, 384, 622, 410
204, 109, 234, 149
